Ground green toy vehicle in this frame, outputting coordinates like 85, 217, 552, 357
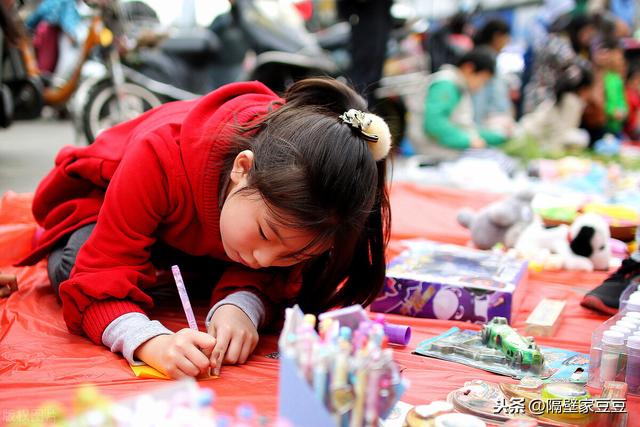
480, 317, 544, 370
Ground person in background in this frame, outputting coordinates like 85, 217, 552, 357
609, 0, 636, 31
471, 18, 515, 138
337, 0, 393, 105
518, 0, 576, 118
518, 63, 594, 151
523, 13, 596, 114
601, 38, 628, 136
425, 11, 474, 73
421, 48, 506, 157
26, 0, 81, 77
625, 65, 640, 140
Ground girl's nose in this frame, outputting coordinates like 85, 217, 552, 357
254, 250, 277, 268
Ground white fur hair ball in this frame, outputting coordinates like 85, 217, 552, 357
363, 113, 392, 161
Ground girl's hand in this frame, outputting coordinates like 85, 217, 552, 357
134, 329, 216, 379
0, 274, 18, 298
207, 304, 259, 375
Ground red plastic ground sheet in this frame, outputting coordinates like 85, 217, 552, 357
0, 184, 637, 426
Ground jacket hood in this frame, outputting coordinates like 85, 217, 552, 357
178, 81, 283, 240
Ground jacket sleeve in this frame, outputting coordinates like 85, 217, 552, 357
604, 73, 628, 118
59, 134, 171, 344
423, 81, 471, 149
479, 128, 507, 146
210, 264, 303, 329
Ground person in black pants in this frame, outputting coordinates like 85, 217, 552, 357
338, 0, 393, 106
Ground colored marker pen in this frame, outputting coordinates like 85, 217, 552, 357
331, 343, 354, 427
350, 349, 369, 427
172, 265, 212, 377
171, 265, 198, 330
313, 346, 329, 405
364, 364, 382, 427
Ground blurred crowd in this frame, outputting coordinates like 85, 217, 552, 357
3, 0, 640, 162
414, 0, 640, 160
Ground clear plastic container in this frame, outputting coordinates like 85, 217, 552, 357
619, 280, 640, 310
587, 296, 640, 391
626, 336, 640, 394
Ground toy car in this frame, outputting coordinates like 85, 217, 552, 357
480, 317, 544, 370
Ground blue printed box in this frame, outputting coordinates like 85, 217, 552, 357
371, 240, 528, 324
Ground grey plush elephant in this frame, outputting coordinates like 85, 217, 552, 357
457, 189, 536, 250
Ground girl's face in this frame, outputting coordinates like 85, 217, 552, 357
219, 151, 325, 269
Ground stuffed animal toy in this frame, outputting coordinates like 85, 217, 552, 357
513, 213, 611, 271
457, 189, 535, 250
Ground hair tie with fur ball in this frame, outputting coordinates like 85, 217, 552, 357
339, 109, 392, 161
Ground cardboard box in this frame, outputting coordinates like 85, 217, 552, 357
524, 298, 566, 337
371, 240, 528, 324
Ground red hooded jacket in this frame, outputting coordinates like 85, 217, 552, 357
18, 81, 302, 344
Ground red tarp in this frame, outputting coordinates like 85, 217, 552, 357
0, 184, 637, 426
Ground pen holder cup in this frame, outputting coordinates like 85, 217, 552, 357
279, 355, 337, 427
278, 354, 406, 427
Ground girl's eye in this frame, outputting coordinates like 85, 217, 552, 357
259, 227, 268, 241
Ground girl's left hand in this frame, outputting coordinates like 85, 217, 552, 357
207, 304, 259, 375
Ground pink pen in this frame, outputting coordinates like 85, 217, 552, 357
171, 265, 199, 331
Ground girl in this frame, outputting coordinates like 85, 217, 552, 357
518, 63, 594, 151
17, 78, 392, 379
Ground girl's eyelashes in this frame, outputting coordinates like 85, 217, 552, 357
258, 225, 268, 241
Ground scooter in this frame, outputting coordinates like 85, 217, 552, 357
0, 0, 17, 128
76, 0, 338, 143
0, 0, 131, 127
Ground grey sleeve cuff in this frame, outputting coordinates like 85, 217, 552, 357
102, 312, 173, 365
206, 290, 266, 330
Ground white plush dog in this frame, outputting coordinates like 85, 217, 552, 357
513, 213, 611, 271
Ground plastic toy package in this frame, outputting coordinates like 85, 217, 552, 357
372, 240, 528, 324
414, 326, 589, 382
447, 378, 628, 427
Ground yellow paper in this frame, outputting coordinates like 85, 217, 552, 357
130, 364, 170, 379
130, 364, 219, 380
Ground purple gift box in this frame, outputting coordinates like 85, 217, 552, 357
371, 240, 528, 324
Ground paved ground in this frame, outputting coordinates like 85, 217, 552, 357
0, 119, 79, 194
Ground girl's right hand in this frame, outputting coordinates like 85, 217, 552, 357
134, 329, 216, 379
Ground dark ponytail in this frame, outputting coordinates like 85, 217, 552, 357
224, 77, 391, 314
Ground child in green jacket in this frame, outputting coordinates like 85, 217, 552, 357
423, 48, 507, 153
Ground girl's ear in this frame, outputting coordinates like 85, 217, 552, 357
230, 150, 254, 185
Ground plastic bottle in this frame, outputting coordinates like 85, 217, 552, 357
600, 330, 626, 383
620, 316, 640, 328
626, 336, 640, 395
619, 295, 640, 319
617, 319, 639, 332
619, 281, 640, 310
609, 324, 632, 339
